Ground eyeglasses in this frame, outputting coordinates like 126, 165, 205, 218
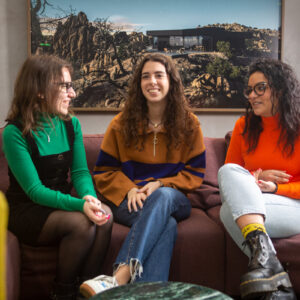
57, 82, 74, 92
243, 82, 269, 98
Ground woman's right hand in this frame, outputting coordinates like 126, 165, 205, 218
127, 187, 147, 213
254, 169, 292, 184
83, 200, 108, 225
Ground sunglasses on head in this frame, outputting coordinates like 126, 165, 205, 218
243, 82, 269, 98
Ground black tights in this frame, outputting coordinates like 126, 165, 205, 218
37, 204, 113, 284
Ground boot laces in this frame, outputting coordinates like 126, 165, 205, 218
243, 230, 270, 268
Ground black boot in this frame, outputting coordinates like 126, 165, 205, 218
50, 280, 78, 300
260, 287, 297, 300
240, 230, 292, 299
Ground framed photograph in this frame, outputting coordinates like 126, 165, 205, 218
28, 0, 282, 112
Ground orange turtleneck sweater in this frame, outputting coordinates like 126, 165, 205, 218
226, 115, 300, 199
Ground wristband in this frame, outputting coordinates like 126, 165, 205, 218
158, 180, 164, 187
273, 183, 278, 194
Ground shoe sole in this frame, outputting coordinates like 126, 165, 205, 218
80, 283, 96, 299
240, 271, 292, 299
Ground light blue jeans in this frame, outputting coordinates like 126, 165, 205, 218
218, 163, 300, 257
112, 187, 191, 282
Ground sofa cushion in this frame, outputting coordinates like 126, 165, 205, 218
19, 244, 57, 300
203, 137, 227, 187
169, 208, 225, 291
188, 184, 220, 210
6, 231, 20, 300
101, 208, 226, 291
272, 235, 300, 294
188, 137, 226, 210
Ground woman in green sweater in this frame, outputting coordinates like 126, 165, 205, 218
3, 55, 113, 300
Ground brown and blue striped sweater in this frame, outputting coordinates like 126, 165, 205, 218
94, 113, 206, 206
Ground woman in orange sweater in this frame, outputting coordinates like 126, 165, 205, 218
218, 59, 299, 299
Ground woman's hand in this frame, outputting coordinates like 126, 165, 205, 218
82, 195, 108, 225
257, 179, 277, 193
127, 187, 147, 213
83, 195, 101, 206
254, 169, 291, 184
138, 181, 161, 197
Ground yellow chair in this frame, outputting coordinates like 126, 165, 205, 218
0, 191, 8, 300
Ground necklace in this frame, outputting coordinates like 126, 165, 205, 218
41, 127, 52, 143
148, 120, 162, 156
149, 120, 162, 129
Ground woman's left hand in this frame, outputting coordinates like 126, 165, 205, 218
252, 168, 291, 184
83, 195, 109, 225
257, 179, 277, 193
138, 181, 161, 197
83, 195, 101, 206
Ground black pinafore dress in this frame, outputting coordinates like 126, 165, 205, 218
6, 120, 75, 246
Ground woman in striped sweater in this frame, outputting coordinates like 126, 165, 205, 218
80, 53, 206, 298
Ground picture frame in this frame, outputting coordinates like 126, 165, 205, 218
28, 0, 282, 112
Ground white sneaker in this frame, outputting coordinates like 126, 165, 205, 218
80, 275, 118, 298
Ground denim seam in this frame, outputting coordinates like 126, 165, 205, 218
119, 208, 144, 281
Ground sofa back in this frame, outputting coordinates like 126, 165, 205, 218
82, 134, 104, 175
0, 130, 227, 209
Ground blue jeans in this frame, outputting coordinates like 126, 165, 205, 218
218, 163, 300, 257
112, 187, 191, 282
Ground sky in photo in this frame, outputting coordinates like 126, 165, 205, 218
40, 0, 282, 33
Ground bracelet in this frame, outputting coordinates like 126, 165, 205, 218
263, 183, 278, 194
158, 180, 164, 187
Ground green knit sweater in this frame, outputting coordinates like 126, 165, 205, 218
2, 116, 96, 212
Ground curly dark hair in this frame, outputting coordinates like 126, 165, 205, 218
6, 54, 73, 136
243, 58, 300, 156
120, 53, 195, 152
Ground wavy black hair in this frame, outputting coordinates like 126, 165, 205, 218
243, 58, 300, 156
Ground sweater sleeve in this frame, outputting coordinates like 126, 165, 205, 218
225, 118, 245, 166
276, 182, 300, 199
3, 123, 85, 212
159, 124, 206, 191
93, 122, 137, 206
70, 117, 97, 199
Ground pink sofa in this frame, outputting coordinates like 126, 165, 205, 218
1, 128, 300, 300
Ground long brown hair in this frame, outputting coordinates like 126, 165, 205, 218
121, 53, 196, 151
6, 54, 73, 135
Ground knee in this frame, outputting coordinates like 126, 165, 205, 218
70, 212, 96, 239
218, 163, 249, 178
218, 163, 249, 188
218, 163, 238, 179
150, 188, 190, 217
152, 187, 181, 205
100, 203, 114, 231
